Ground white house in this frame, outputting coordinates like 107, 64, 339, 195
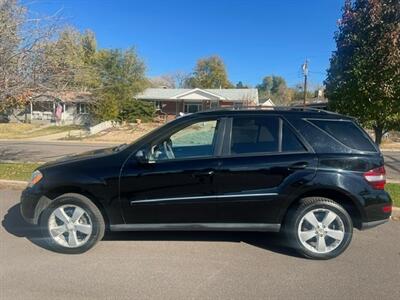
136, 88, 259, 118
8, 91, 92, 125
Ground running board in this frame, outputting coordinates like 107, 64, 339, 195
110, 223, 281, 232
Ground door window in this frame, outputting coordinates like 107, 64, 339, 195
229, 116, 305, 155
151, 120, 219, 161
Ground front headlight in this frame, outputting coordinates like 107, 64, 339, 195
28, 170, 43, 187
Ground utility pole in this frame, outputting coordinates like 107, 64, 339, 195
302, 59, 309, 107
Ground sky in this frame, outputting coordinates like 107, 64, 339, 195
25, 0, 345, 88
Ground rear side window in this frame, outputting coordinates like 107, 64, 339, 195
282, 123, 306, 152
308, 119, 377, 152
230, 116, 306, 155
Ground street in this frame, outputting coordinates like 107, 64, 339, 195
1, 140, 399, 181
0, 140, 117, 163
1, 189, 399, 300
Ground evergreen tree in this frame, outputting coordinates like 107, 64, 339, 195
325, 0, 400, 144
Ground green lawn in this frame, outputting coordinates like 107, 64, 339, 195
0, 162, 399, 208
0, 163, 41, 181
386, 183, 400, 207
0, 124, 82, 139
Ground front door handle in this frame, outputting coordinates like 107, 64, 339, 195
288, 162, 308, 170
192, 170, 215, 178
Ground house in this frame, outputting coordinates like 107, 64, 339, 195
259, 98, 275, 107
136, 88, 259, 118
8, 91, 93, 125
291, 99, 329, 110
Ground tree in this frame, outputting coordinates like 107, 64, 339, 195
92, 48, 150, 121
257, 75, 293, 104
186, 56, 232, 88
325, 0, 400, 144
291, 83, 316, 101
0, 0, 62, 113
42, 27, 97, 91
172, 71, 191, 88
149, 75, 176, 88
236, 81, 249, 89
257, 76, 274, 97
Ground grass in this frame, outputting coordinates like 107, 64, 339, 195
0, 123, 83, 139
0, 162, 399, 208
386, 183, 400, 207
0, 163, 41, 181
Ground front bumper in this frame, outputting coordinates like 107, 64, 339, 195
20, 188, 51, 225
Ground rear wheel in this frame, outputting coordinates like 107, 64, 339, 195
285, 197, 353, 259
40, 193, 105, 254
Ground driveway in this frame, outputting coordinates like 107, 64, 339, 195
1, 189, 399, 300
0, 140, 399, 181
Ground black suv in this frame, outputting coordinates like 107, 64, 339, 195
20, 109, 392, 259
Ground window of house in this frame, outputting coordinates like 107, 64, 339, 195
154, 101, 162, 110
184, 103, 202, 114
233, 102, 243, 109
77, 103, 89, 114
230, 116, 306, 155
210, 101, 218, 109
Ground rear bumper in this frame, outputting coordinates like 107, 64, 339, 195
360, 218, 389, 230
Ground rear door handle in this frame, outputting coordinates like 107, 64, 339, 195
288, 162, 308, 170
192, 170, 215, 178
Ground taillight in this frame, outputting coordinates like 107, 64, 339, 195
363, 166, 386, 190
382, 205, 392, 213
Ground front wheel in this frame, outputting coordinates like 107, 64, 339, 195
39, 193, 105, 254
285, 197, 353, 259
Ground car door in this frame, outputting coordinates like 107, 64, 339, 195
119, 117, 225, 224
213, 115, 317, 225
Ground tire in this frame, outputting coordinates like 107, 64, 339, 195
39, 193, 105, 254
284, 197, 353, 260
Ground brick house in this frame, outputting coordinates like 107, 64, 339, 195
136, 88, 259, 118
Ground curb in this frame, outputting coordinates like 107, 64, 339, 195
381, 149, 400, 152
391, 207, 400, 221
387, 179, 400, 184
0, 179, 27, 189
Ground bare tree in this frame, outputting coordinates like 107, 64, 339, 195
0, 0, 64, 112
172, 71, 191, 88
149, 74, 176, 88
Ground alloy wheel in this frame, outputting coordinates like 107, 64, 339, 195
48, 205, 93, 248
297, 208, 345, 254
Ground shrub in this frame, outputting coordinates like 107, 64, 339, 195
118, 99, 155, 123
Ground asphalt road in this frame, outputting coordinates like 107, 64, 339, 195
1, 189, 399, 300
1, 140, 399, 181
0, 140, 117, 163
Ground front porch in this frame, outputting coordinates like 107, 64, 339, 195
23, 92, 93, 125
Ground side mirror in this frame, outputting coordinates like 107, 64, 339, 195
135, 150, 149, 164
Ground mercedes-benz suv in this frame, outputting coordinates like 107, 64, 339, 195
20, 108, 392, 259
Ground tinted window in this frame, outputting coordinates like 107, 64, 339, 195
230, 117, 305, 155
309, 120, 376, 152
282, 124, 306, 152
231, 117, 279, 154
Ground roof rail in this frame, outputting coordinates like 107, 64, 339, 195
205, 106, 340, 115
